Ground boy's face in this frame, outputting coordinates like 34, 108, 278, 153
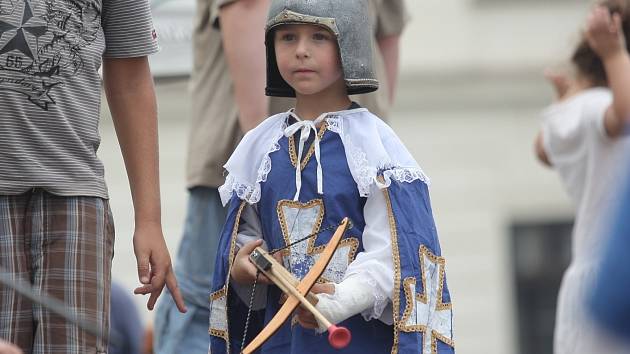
274, 24, 344, 96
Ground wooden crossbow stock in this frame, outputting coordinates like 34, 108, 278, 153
241, 217, 352, 354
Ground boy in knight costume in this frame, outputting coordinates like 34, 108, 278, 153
208, 0, 454, 353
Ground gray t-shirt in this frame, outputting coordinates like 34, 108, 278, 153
0, 0, 159, 198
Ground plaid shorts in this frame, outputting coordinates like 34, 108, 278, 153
0, 189, 115, 354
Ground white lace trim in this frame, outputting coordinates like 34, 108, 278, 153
360, 275, 389, 322
219, 121, 286, 205
327, 115, 430, 197
381, 168, 431, 189
218, 175, 261, 206
326, 114, 343, 134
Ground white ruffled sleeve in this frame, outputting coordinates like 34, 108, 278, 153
541, 89, 612, 165
315, 182, 394, 327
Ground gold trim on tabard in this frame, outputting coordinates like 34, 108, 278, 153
208, 201, 247, 351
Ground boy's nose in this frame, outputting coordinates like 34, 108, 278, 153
295, 40, 310, 59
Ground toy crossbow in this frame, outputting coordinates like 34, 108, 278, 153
240, 217, 353, 353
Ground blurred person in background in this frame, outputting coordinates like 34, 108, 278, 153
534, 1, 630, 353
589, 159, 630, 345
152, 1, 276, 352
152, 0, 408, 352
142, 326, 154, 354
109, 281, 143, 354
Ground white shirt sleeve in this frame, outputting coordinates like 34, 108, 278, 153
582, 90, 614, 140
541, 89, 613, 165
315, 182, 394, 327
232, 203, 268, 309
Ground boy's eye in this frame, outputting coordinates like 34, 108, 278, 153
279, 33, 296, 41
313, 32, 329, 41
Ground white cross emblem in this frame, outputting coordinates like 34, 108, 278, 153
277, 199, 358, 283
401, 246, 454, 353
209, 287, 228, 341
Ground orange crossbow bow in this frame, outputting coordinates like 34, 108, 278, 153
241, 217, 352, 353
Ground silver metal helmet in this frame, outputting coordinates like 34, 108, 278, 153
265, 0, 379, 97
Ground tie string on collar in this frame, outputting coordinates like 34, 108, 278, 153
284, 111, 328, 201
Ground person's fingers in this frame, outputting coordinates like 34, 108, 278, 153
310, 283, 323, 293
613, 13, 622, 34
600, 9, 612, 31
296, 316, 308, 328
147, 287, 163, 311
272, 251, 284, 264
136, 253, 151, 285
257, 272, 274, 284
279, 292, 288, 304
240, 239, 264, 255
297, 305, 316, 321
295, 307, 309, 327
296, 307, 318, 329
589, 8, 606, 32
593, 6, 607, 22
134, 284, 153, 295
166, 271, 188, 313
310, 283, 335, 295
297, 318, 318, 329
601, 6, 611, 20
599, 8, 612, 30
586, 11, 597, 32
585, 18, 598, 46
146, 269, 166, 310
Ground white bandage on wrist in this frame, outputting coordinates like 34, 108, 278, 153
314, 276, 375, 332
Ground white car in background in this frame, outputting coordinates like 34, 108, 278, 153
149, 0, 195, 78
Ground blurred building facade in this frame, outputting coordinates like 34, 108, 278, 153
101, 1, 597, 354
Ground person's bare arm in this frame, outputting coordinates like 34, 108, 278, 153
377, 35, 400, 104
535, 131, 552, 167
586, 6, 630, 137
220, 0, 270, 132
102, 57, 186, 313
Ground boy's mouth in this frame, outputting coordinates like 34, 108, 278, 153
294, 68, 316, 74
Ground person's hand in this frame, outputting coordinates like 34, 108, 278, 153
132, 222, 187, 313
0, 340, 23, 354
544, 68, 573, 101
230, 239, 274, 285
586, 6, 627, 61
294, 283, 335, 330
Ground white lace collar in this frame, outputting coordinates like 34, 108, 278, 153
219, 108, 429, 205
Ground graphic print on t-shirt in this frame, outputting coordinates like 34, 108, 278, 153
0, 0, 100, 110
